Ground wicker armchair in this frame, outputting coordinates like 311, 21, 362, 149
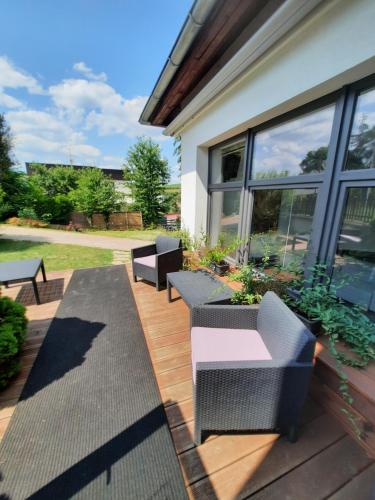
131, 236, 183, 291
191, 291, 316, 445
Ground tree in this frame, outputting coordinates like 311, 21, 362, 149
124, 137, 170, 227
0, 114, 14, 176
0, 113, 31, 219
299, 146, 328, 174
28, 163, 80, 196
71, 168, 120, 226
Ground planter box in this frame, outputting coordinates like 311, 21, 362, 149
209, 262, 230, 276
294, 312, 322, 336
286, 287, 322, 336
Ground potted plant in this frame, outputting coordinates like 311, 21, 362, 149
200, 236, 240, 276
228, 260, 289, 305
284, 263, 346, 335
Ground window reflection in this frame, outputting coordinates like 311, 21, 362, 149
211, 139, 245, 184
210, 191, 241, 249
249, 188, 317, 270
333, 187, 375, 311
345, 88, 375, 171
252, 106, 335, 179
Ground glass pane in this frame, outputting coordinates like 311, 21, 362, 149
211, 139, 245, 184
210, 191, 241, 249
332, 187, 375, 311
252, 105, 335, 179
249, 188, 317, 270
344, 87, 375, 170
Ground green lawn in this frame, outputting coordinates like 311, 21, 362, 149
84, 228, 165, 240
0, 239, 113, 271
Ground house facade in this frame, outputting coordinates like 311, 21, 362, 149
140, 0, 375, 312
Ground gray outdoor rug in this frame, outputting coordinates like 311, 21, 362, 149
0, 266, 187, 499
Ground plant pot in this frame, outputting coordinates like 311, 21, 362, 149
210, 262, 230, 276
294, 311, 322, 336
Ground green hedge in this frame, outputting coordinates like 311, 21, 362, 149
0, 297, 28, 390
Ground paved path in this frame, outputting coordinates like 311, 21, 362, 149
0, 225, 149, 251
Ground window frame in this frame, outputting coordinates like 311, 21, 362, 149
208, 133, 248, 189
206, 73, 375, 285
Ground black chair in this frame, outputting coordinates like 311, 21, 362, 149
131, 236, 183, 291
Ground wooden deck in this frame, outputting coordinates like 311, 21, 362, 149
1, 266, 374, 499
0, 270, 73, 439
128, 266, 375, 500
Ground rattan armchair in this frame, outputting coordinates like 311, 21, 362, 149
131, 236, 183, 291
191, 291, 316, 445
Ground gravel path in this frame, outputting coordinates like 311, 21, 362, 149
0, 225, 149, 251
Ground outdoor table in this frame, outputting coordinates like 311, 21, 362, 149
0, 258, 47, 305
166, 269, 233, 308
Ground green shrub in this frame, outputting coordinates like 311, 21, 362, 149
18, 207, 38, 220
0, 297, 28, 390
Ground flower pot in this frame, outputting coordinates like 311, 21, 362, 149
210, 262, 230, 276
294, 311, 322, 336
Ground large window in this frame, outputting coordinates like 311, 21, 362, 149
249, 189, 317, 268
345, 87, 375, 171
332, 187, 375, 311
208, 75, 375, 310
209, 191, 241, 248
252, 105, 335, 179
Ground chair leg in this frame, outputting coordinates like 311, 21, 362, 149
194, 429, 202, 446
288, 425, 298, 443
133, 275, 137, 283
156, 284, 160, 292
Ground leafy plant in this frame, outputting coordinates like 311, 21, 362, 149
0, 297, 28, 390
124, 137, 170, 227
229, 261, 288, 305
71, 168, 120, 227
200, 235, 240, 267
18, 207, 38, 220
287, 263, 375, 438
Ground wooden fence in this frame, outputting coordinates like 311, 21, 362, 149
71, 211, 143, 230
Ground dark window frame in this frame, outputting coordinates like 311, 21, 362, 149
206, 73, 375, 284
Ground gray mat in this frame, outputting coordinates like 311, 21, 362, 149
0, 266, 187, 499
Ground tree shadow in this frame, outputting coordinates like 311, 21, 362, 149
19, 316, 104, 401
15, 278, 65, 306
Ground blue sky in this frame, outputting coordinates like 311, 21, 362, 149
0, 0, 192, 182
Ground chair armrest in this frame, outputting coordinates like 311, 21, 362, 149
191, 304, 259, 329
156, 248, 183, 273
131, 244, 157, 260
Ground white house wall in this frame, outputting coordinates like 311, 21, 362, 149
179, 0, 375, 236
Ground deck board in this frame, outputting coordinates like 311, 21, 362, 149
127, 265, 374, 500
1, 266, 373, 499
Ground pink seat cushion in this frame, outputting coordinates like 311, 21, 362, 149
133, 255, 156, 268
191, 327, 272, 383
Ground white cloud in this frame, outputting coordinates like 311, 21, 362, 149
49, 78, 167, 140
73, 61, 107, 82
1, 57, 172, 169
0, 89, 23, 108
6, 109, 100, 165
0, 56, 44, 94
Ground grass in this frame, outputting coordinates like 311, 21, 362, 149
0, 239, 113, 272
84, 228, 165, 240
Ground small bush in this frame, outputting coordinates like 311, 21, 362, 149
0, 297, 28, 390
18, 207, 38, 220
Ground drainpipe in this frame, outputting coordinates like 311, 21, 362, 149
139, 0, 218, 125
